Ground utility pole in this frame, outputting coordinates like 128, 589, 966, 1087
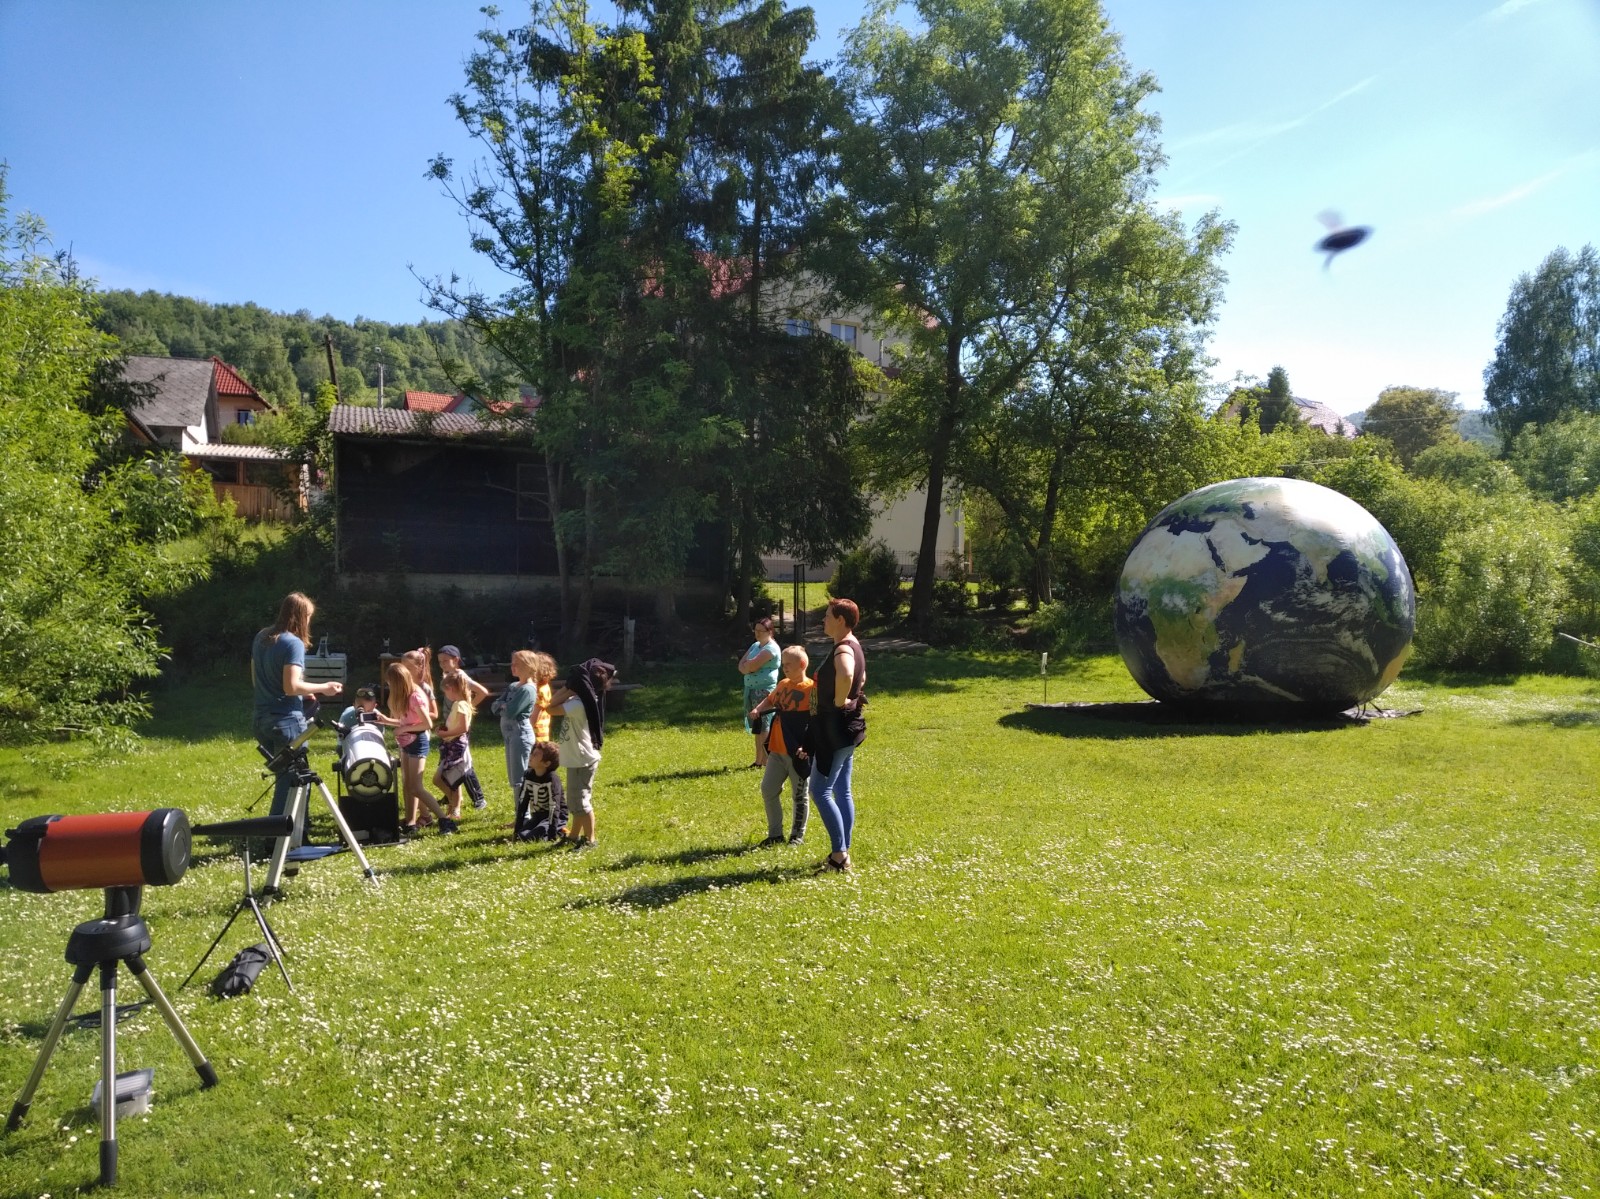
377, 360, 385, 407
323, 333, 341, 403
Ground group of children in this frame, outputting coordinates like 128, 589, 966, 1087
338, 644, 616, 849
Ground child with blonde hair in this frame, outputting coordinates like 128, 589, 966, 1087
747, 644, 814, 846
530, 652, 558, 742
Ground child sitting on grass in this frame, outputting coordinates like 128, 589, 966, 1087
514, 740, 567, 842
747, 645, 814, 846
435, 669, 486, 820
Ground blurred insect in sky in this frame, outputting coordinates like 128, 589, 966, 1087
1315, 210, 1372, 269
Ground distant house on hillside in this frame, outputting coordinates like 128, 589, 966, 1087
118, 354, 305, 520
1292, 396, 1357, 438
400, 388, 541, 416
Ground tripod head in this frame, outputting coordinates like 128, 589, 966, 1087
258, 716, 324, 775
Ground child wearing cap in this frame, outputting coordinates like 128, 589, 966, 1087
436, 644, 490, 708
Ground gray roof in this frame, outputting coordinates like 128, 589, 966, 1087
329, 404, 527, 441
1294, 396, 1357, 439
120, 356, 214, 428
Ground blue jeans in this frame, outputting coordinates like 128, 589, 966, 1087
254, 711, 309, 819
502, 715, 534, 801
809, 744, 856, 855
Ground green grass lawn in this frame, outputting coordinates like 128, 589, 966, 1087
2, 653, 1598, 1197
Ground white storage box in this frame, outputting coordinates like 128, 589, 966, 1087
91, 1068, 154, 1118
304, 637, 347, 688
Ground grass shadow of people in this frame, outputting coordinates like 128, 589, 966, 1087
613, 765, 743, 788
566, 864, 809, 911
605, 842, 761, 872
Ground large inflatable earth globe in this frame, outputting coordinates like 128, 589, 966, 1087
1114, 477, 1415, 714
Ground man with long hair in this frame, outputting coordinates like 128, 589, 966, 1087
251, 592, 343, 818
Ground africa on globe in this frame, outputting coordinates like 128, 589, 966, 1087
1114, 477, 1415, 714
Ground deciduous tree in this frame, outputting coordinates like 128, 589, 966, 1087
833, 0, 1232, 619
1484, 243, 1600, 445
1362, 385, 1461, 468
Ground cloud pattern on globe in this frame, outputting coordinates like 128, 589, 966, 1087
1114, 477, 1415, 713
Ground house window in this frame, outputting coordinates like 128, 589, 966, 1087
235, 409, 255, 425
242, 460, 283, 487
829, 322, 859, 348
785, 318, 814, 337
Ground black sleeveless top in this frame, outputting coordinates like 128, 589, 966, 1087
816, 635, 867, 751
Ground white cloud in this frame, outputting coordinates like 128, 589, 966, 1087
1444, 149, 1598, 222
1174, 77, 1377, 172
1483, 0, 1549, 21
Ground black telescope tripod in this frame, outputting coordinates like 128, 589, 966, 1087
7, 885, 217, 1187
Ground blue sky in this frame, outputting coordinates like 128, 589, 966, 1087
2, 0, 1596, 414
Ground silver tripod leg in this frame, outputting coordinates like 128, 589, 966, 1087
6, 962, 93, 1131
314, 779, 379, 884
127, 957, 217, 1087
99, 963, 118, 1185
262, 783, 309, 894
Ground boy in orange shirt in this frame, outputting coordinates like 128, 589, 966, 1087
747, 645, 814, 846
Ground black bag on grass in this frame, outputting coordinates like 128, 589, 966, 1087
210, 943, 273, 998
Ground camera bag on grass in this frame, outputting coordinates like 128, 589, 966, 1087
210, 943, 273, 998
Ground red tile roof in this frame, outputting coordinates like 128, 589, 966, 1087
210, 357, 265, 401
402, 390, 461, 413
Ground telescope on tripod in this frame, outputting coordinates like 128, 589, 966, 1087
252, 717, 381, 892
0, 808, 292, 1187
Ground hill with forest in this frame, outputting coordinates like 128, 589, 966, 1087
93, 290, 506, 409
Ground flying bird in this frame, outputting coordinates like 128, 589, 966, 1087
1315, 210, 1372, 269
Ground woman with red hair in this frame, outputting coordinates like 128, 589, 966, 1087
810, 598, 867, 872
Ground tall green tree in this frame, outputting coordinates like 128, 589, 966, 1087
833, 0, 1231, 624
428, 0, 868, 643
0, 181, 222, 742
1361, 385, 1461, 468
957, 206, 1232, 606
699, 0, 871, 622
1484, 243, 1600, 446
1258, 365, 1298, 434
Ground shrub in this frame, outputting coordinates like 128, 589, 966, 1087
1022, 597, 1115, 657
829, 539, 905, 624
1413, 511, 1570, 671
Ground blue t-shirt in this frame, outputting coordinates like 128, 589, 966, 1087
252, 630, 306, 721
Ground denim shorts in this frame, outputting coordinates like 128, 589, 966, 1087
400, 731, 430, 759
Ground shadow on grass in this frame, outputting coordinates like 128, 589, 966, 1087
614, 765, 745, 787
1001, 702, 1367, 740
605, 841, 760, 871
1508, 708, 1600, 728
357, 846, 507, 878
567, 864, 808, 910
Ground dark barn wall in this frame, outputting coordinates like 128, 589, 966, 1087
336, 436, 557, 575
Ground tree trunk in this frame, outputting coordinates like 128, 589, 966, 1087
547, 453, 573, 642
909, 334, 963, 636
572, 478, 597, 655
1031, 443, 1067, 608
